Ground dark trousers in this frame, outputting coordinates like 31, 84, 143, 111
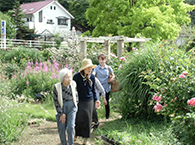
105, 92, 110, 119
92, 105, 98, 123
92, 91, 110, 122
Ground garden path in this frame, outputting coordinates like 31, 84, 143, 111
11, 116, 119, 145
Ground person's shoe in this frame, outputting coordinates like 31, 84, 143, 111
83, 138, 90, 145
74, 136, 77, 141
92, 122, 99, 130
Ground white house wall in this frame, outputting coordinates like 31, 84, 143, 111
33, 2, 71, 36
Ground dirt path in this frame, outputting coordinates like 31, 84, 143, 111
11, 117, 116, 145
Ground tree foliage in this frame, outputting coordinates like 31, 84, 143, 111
8, 1, 34, 39
0, 12, 16, 39
185, 0, 195, 25
86, 0, 194, 41
67, 0, 92, 32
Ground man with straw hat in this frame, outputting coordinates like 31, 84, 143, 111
73, 58, 100, 145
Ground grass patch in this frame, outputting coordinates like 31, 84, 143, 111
13, 101, 56, 122
94, 117, 180, 145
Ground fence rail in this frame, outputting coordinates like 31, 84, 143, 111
0, 39, 68, 49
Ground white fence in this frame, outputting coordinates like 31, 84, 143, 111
0, 38, 68, 49
1, 36, 151, 58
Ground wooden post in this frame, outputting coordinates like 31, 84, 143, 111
104, 39, 110, 59
80, 39, 87, 59
117, 37, 124, 58
29, 40, 32, 47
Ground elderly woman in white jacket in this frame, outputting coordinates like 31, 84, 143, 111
53, 68, 78, 145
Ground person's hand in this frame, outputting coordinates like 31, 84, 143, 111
95, 100, 101, 109
103, 97, 107, 105
59, 114, 66, 124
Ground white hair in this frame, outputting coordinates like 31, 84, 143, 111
58, 68, 72, 83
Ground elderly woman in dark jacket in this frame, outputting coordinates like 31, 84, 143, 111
53, 68, 78, 145
73, 58, 100, 145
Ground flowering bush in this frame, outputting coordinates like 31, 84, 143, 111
9, 60, 61, 101
141, 45, 195, 144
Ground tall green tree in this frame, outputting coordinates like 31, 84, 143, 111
0, 0, 16, 13
67, 0, 92, 32
8, 1, 34, 39
185, 0, 195, 25
86, 0, 194, 41
0, 12, 16, 39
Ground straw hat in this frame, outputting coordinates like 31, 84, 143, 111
79, 58, 96, 72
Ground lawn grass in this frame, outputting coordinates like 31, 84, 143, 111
94, 117, 180, 145
13, 101, 56, 122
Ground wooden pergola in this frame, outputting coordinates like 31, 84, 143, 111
79, 36, 151, 58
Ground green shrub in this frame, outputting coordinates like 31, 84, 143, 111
114, 42, 160, 118
140, 43, 195, 144
3, 61, 19, 79
3, 47, 44, 69
0, 97, 29, 144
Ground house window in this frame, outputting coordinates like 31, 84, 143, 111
47, 19, 54, 24
54, 6, 56, 10
39, 11, 42, 22
58, 19, 68, 26
50, 6, 52, 10
27, 16, 32, 22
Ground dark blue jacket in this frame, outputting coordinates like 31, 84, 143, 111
73, 72, 97, 102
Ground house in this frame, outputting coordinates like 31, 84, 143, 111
20, 0, 74, 37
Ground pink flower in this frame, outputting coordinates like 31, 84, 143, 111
44, 65, 48, 73
36, 66, 41, 71
39, 62, 43, 67
120, 57, 126, 61
118, 64, 122, 70
154, 103, 163, 112
155, 96, 162, 102
152, 94, 161, 102
65, 61, 69, 68
26, 81, 29, 85
132, 47, 138, 51
179, 74, 186, 78
27, 66, 32, 70
187, 98, 195, 106
152, 94, 156, 101
182, 71, 188, 77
